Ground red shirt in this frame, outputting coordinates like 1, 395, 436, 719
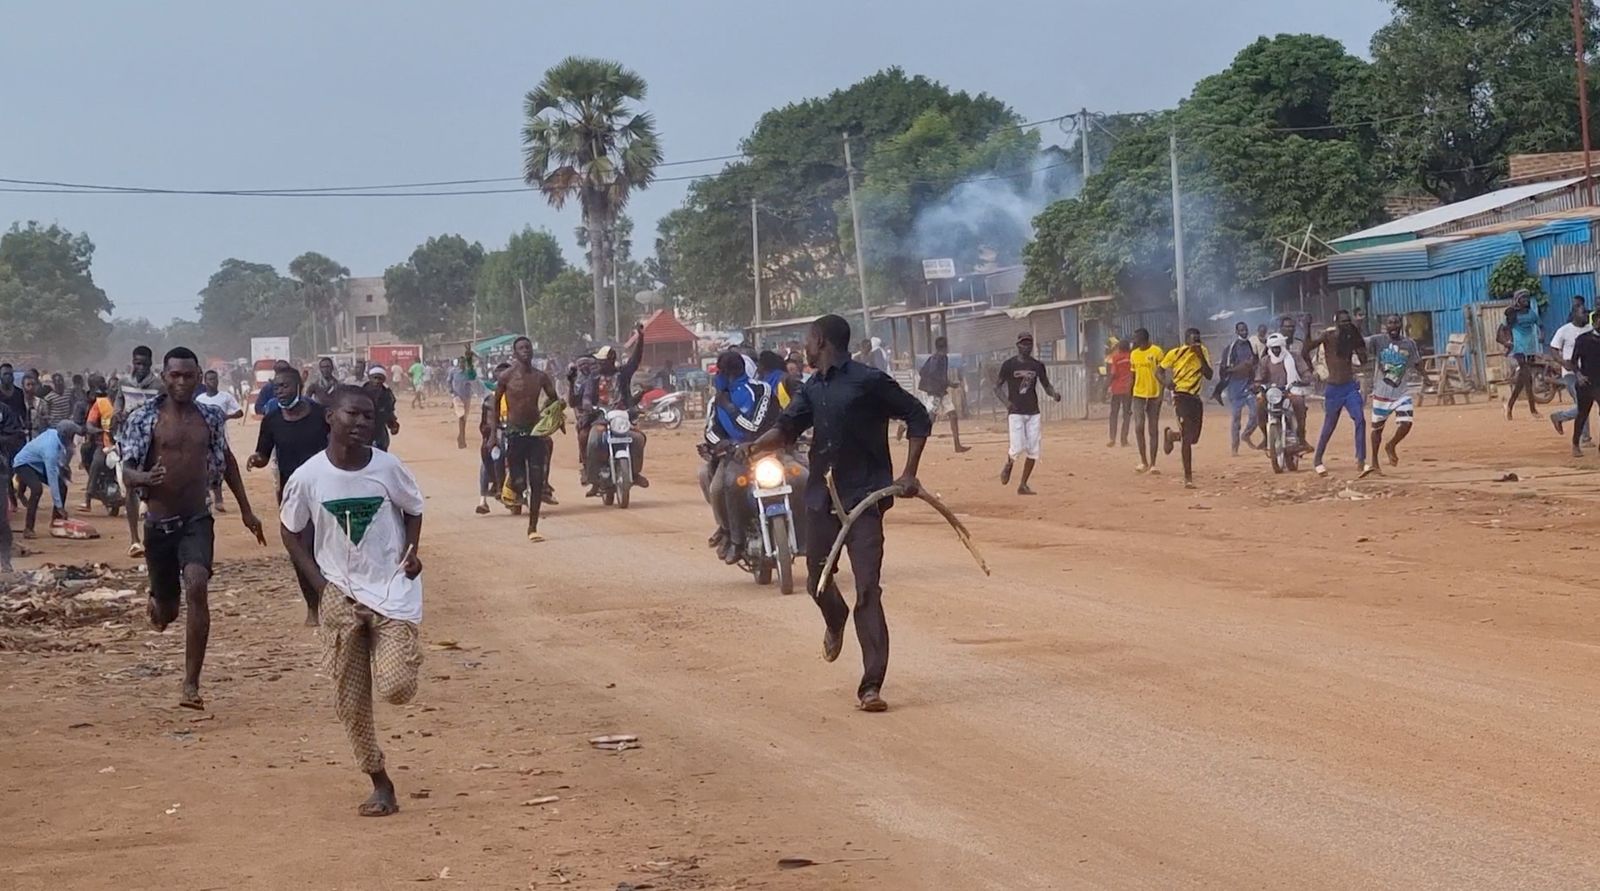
1107, 350, 1133, 395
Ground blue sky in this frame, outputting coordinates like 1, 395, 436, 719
1, 0, 1391, 323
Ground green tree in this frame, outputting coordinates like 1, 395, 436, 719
522, 56, 663, 340
527, 269, 595, 355
1021, 35, 1383, 314
1368, 0, 1599, 201
0, 222, 114, 363
476, 227, 568, 335
657, 67, 1022, 325
196, 258, 296, 357
385, 234, 486, 340
288, 251, 350, 356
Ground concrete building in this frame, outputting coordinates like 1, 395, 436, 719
335, 276, 393, 349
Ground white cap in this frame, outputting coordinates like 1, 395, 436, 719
368, 365, 387, 378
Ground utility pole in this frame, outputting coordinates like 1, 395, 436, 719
843, 133, 873, 334
1573, 0, 1595, 205
750, 197, 763, 348
1079, 107, 1092, 184
1169, 128, 1188, 333
517, 278, 530, 339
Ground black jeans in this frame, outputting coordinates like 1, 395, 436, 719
1576, 384, 1597, 449
14, 464, 52, 533
805, 501, 887, 698
1108, 393, 1132, 444
506, 433, 551, 532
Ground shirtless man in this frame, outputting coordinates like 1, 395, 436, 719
117, 347, 265, 709
494, 337, 559, 542
1303, 309, 1369, 476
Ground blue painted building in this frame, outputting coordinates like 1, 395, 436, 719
1327, 207, 1600, 356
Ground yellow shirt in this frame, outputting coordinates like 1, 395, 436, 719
1160, 343, 1212, 395
1130, 345, 1165, 399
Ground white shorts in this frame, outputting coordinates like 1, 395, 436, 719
921, 393, 954, 419
1007, 413, 1042, 460
1370, 392, 1415, 426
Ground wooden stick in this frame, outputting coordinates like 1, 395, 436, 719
816, 481, 990, 595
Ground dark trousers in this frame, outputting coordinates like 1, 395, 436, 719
1108, 392, 1132, 443
506, 433, 550, 532
1576, 384, 1597, 449
14, 465, 52, 532
805, 502, 887, 698
0, 456, 11, 570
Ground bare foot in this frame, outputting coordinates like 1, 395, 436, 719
954, 445, 972, 453
304, 606, 319, 627
1385, 444, 1399, 467
359, 781, 400, 817
178, 682, 205, 711
999, 461, 1013, 485
1017, 484, 1036, 496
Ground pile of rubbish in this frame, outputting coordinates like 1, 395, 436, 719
0, 563, 145, 650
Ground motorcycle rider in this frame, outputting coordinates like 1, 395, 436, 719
1255, 333, 1309, 446
700, 350, 780, 563
80, 375, 117, 512
576, 323, 649, 494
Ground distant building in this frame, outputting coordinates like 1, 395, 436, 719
334, 276, 393, 349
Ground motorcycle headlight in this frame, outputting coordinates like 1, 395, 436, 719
753, 455, 786, 489
607, 411, 632, 434
1266, 387, 1284, 406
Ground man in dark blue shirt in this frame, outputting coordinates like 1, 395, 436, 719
743, 314, 930, 712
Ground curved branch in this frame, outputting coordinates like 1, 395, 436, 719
816, 483, 990, 596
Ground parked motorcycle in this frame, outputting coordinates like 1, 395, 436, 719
589, 408, 636, 508
636, 389, 686, 429
734, 452, 803, 594
1257, 383, 1301, 474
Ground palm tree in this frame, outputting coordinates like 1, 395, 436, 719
288, 252, 350, 355
522, 56, 662, 341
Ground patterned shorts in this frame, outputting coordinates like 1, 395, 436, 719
1370, 392, 1415, 426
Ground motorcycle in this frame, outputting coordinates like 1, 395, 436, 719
636, 389, 686, 429
736, 452, 802, 594
1257, 383, 1301, 473
88, 445, 127, 516
590, 408, 636, 508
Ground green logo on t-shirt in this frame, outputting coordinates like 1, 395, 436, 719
322, 497, 384, 545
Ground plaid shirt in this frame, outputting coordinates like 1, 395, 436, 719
115, 394, 229, 489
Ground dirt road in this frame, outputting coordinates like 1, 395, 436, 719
5, 396, 1600, 889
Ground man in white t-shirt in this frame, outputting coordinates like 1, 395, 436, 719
1550, 305, 1595, 444
196, 369, 245, 511
280, 384, 424, 818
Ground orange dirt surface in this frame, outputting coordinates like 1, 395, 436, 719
3, 394, 1599, 889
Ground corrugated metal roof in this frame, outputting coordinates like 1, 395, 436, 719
1332, 177, 1585, 245
1002, 294, 1115, 319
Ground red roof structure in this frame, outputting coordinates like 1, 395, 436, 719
638, 310, 698, 367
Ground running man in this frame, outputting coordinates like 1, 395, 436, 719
1220, 321, 1260, 455
118, 347, 264, 709
918, 336, 969, 453
279, 385, 424, 817
362, 367, 400, 451
1159, 327, 1214, 489
196, 370, 245, 512
1550, 305, 1595, 444
306, 357, 341, 407
996, 333, 1060, 495
1363, 314, 1422, 475
248, 367, 331, 625
1569, 317, 1600, 457
1303, 309, 1369, 476
741, 314, 929, 712
494, 337, 559, 542
447, 358, 475, 449
1128, 328, 1164, 473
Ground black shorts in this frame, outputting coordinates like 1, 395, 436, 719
1174, 392, 1204, 444
144, 514, 215, 607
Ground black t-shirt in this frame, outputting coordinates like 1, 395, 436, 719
255, 409, 330, 500
998, 356, 1050, 415
919, 353, 950, 397
1574, 330, 1600, 382
0, 385, 26, 425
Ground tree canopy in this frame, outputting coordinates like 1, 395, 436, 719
1021, 34, 1384, 314
385, 234, 486, 340
476, 227, 567, 335
0, 222, 114, 364
196, 258, 297, 358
